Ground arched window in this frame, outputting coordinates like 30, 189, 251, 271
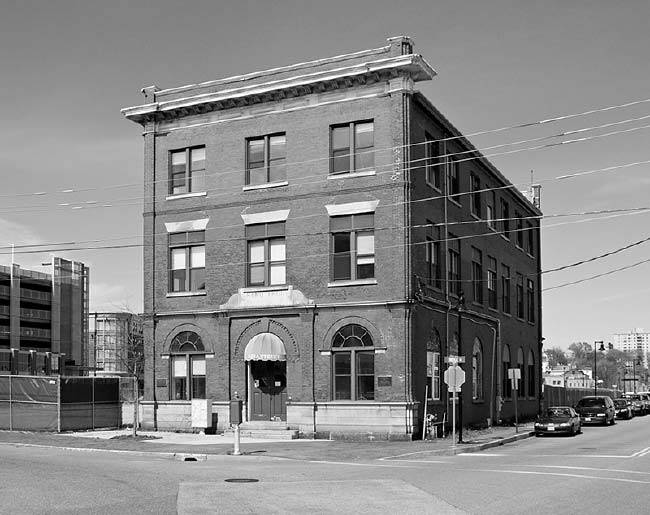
170, 331, 206, 400
527, 350, 536, 398
449, 332, 459, 356
427, 327, 441, 400
502, 344, 511, 399
472, 338, 483, 401
331, 324, 374, 401
517, 347, 525, 397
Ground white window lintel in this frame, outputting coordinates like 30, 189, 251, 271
164, 218, 209, 233
325, 200, 379, 216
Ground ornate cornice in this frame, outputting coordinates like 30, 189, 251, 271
122, 54, 435, 126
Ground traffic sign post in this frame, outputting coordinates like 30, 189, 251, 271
444, 362, 466, 445
508, 368, 520, 432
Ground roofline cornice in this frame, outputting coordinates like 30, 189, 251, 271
121, 54, 435, 125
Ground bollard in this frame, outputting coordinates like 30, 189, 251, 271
233, 423, 241, 456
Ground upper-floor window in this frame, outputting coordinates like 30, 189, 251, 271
425, 220, 442, 289
526, 222, 535, 256
487, 256, 498, 309
448, 235, 461, 296
246, 222, 286, 287
169, 146, 206, 195
169, 230, 205, 293
447, 155, 460, 202
330, 121, 374, 175
486, 189, 496, 230
516, 211, 524, 248
501, 264, 511, 314
425, 133, 442, 190
501, 199, 510, 239
516, 273, 525, 319
527, 279, 535, 322
246, 133, 286, 186
330, 213, 375, 281
470, 173, 481, 217
472, 247, 483, 304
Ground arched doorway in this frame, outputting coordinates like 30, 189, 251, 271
245, 333, 287, 421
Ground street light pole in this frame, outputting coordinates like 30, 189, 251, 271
594, 341, 604, 396
456, 292, 465, 444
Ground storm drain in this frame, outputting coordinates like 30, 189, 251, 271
174, 453, 208, 462
224, 478, 259, 483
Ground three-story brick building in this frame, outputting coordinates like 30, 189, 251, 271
123, 36, 542, 439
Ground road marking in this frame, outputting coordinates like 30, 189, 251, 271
476, 469, 650, 484
632, 446, 650, 457
520, 464, 650, 476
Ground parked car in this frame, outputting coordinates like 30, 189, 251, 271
574, 395, 616, 425
613, 398, 634, 420
622, 393, 645, 416
639, 393, 650, 414
535, 406, 581, 436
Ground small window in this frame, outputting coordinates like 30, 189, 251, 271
486, 190, 496, 230
169, 146, 206, 195
516, 211, 524, 248
330, 121, 374, 175
527, 279, 535, 322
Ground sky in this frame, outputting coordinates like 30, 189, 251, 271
1, 0, 649, 349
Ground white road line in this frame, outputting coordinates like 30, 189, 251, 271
519, 464, 650, 476
632, 446, 650, 457
476, 469, 650, 484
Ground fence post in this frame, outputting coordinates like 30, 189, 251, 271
57, 376, 61, 432
92, 376, 95, 430
9, 376, 12, 431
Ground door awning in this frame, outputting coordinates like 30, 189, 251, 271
244, 333, 287, 361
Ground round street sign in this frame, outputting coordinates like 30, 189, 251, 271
444, 365, 466, 391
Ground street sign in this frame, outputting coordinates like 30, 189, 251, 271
445, 355, 466, 364
508, 368, 520, 390
444, 365, 466, 392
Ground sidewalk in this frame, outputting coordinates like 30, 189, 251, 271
0, 424, 534, 462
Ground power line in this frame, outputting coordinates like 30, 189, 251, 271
3, 98, 650, 200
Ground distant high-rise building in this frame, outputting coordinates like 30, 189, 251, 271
613, 328, 650, 367
0, 258, 89, 375
89, 312, 143, 376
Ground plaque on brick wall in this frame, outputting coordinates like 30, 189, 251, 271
377, 376, 392, 387
156, 378, 167, 388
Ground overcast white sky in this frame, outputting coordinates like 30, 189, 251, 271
1, 0, 649, 349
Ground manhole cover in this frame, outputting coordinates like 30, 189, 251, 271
224, 478, 259, 483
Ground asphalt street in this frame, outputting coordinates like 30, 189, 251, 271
1, 417, 649, 514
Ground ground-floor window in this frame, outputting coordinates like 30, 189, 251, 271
332, 324, 374, 400
169, 331, 206, 400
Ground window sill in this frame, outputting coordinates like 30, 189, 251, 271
240, 285, 289, 293
328, 170, 376, 180
166, 291, 207, 298
425, 181, 442, 192
243, 181, 288, 191
166, 192, 207, 201
327, 279, 377, 288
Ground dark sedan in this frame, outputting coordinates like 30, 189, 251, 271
535, 406, 581, 436
613, 398, 633, 419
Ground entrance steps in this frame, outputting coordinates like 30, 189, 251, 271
235, 421, 299, 440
